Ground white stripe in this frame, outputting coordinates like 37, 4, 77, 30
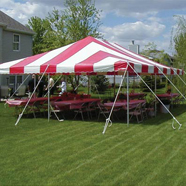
167, 68, 171, 75
56, 42, 147, 73
99, 40, 150, 65
94, 57, 120, 72
111, 42, 172, 69
134, 64, 142, 73
0, 58, 25, 74
148, 66, 154, 74
173, 68, 177, 75
158, 67, 164, 74
24, 43, 73, 73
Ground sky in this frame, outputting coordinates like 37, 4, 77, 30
1, 0, 186, 55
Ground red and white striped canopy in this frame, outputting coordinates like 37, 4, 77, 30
0, 36, 183, 75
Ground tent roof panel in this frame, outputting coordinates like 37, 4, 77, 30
0, 36, 183, 75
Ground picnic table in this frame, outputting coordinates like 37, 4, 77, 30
6, 96, 62, 107
54, 98, 101, 110
156, 93, 179, 99
104, 99, 146, 109
123, 93, 147, 99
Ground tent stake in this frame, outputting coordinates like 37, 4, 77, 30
102, 67, 128, 134
15, 65, 49, 126
128, 63, 182, 130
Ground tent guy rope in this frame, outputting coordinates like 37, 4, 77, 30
128, 63, 182, 130
15, 65, 49, 126
103, 66, 128, 134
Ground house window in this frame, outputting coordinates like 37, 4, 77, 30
9, 76, 15, 84
13, 34, 20, 51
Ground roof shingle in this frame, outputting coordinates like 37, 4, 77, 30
0, 10, 34, 35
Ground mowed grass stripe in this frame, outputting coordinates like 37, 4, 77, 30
0, 121, 104, 151
1, 120, 96, 143
1, 101, 186, 186
28, 125, 146, 185
138, 143, 184, 186
46, 123, 167, 184
45, 124, 137, 168
0, 124, 102, 165
109, 131, 175, 185
174, 170, 186, 186
0, 122, 138, 185
80, 124, 169, 185
15, 123, 140, 174
1, 121, 128, 165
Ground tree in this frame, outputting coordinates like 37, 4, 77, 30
139, 75, 165, 92
27, 16, 48, 54
171, 15, 186, 93
172, 16, 186, 68
62, 0, 103, 91
63, 0, 102, 42
27, 0, 103, 92
141, 42, 171, 66
43, 9, 68, 51
91, 75, 109, 94
27, 9, 68, 54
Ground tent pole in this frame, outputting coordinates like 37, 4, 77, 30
89, 75, 91, 95
155, 74, 157, 116
102, 68, 128, 134
128, 63, 182, 130
48, 74, 50, 122
88, 75, 90, 95
158, 67, 186, 102
127, 71, 129, 127
15, 65, 49, 126
44, 74, 62, 97
34, 74, 36, 98
173, 70, 186, 87
114, 72, 116, 96
5, 74, 30, 105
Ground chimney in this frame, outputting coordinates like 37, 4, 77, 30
128, 40, 140, 54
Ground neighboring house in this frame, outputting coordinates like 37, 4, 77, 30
0, 10, 34, 92
106, 41, 140, 85
141, 49, 174, 66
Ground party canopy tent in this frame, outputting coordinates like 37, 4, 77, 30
0, 36, 183, 75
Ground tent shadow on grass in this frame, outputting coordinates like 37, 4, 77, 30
97, 104, 186, 127
140, 104, 186, 126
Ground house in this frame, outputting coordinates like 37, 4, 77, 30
0, 10, 34, 94
106, 40, 140, 86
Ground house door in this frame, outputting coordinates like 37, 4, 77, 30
9, 75, 23, 92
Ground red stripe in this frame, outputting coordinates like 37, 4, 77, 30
112, 42, 174, 73
127, 63, 134, 73
171, 69, 174, 74
114, 61, 128, 71
10, 52, 47, 74
102, 40, 170, 75
7, 36, 178, 75
104, 41, 151, 64
142, 65, 148, 73
154, 66, 159, 74
40, 36, 95, 73
75, 51, 127, 73
163, 68, 167, 74
177, 69, 180, 75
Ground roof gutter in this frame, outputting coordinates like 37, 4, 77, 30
0, 22, 35, 35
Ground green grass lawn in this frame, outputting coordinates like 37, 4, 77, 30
1, 102, 186, 186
